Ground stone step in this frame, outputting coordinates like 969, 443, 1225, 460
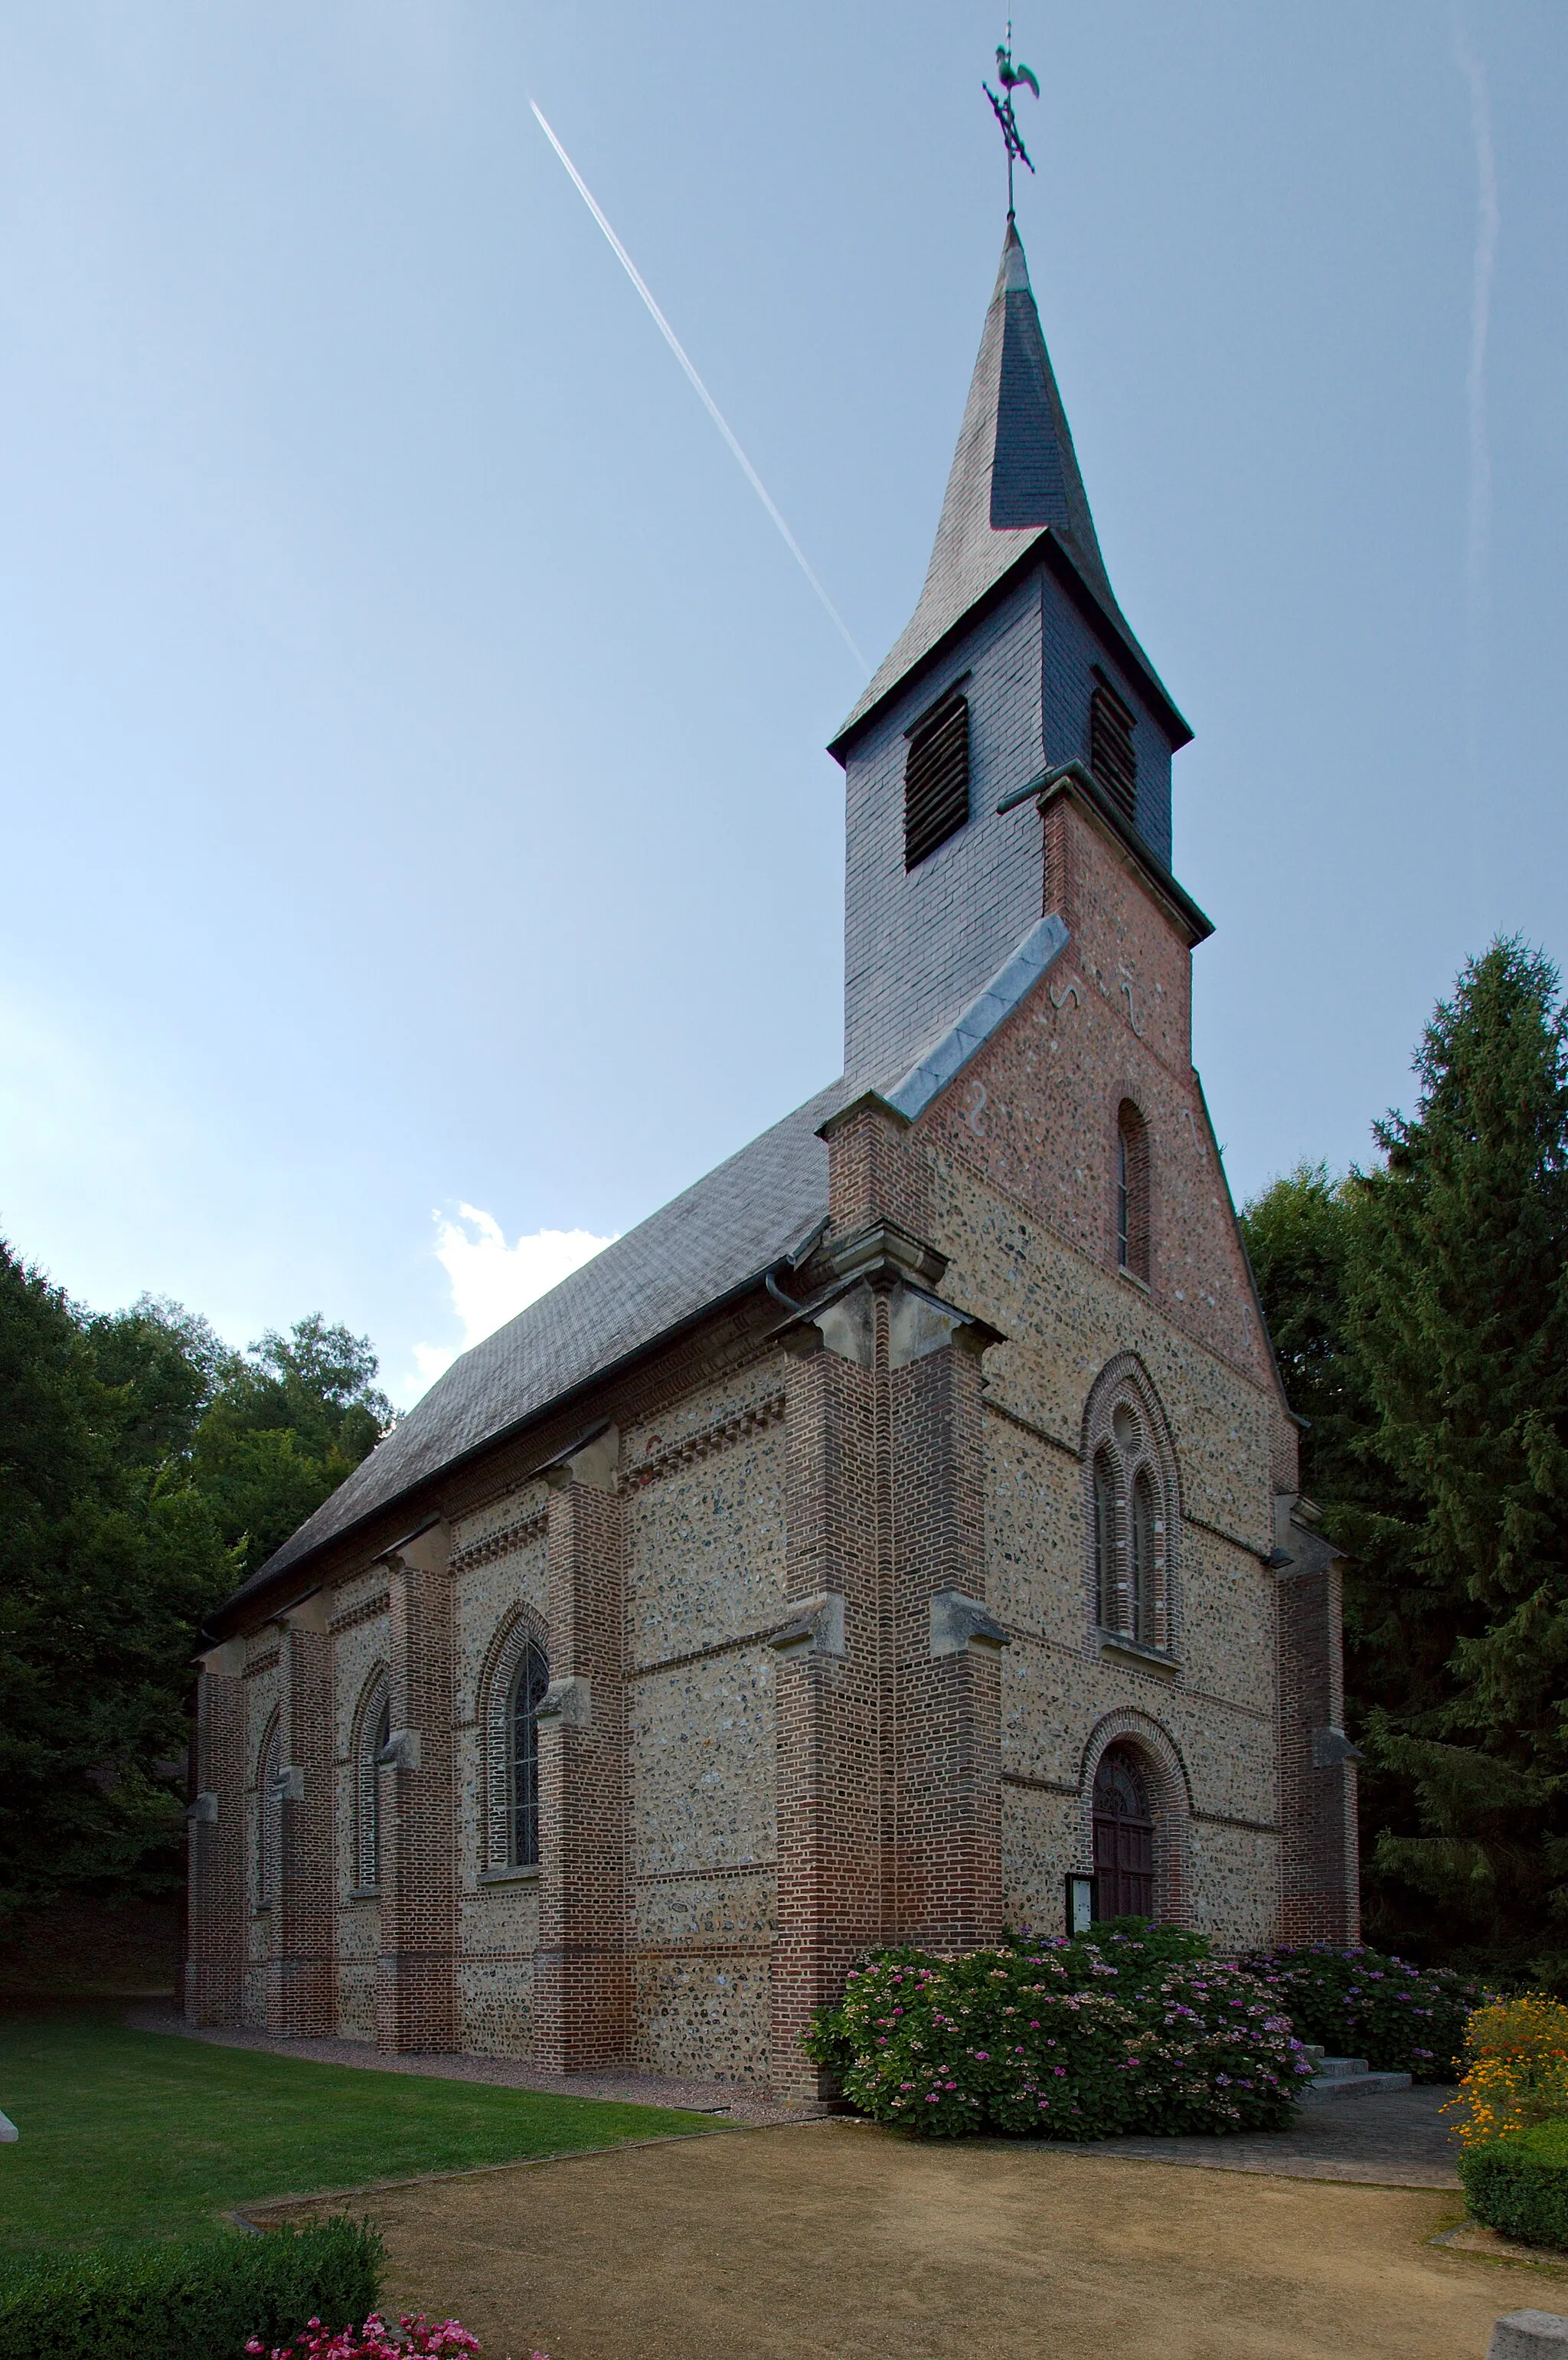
1314, 2055, 1370, 2079
1302, 2061, 1413, 2102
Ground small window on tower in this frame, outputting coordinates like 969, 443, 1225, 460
1089, 669, 1138, 827
904, 689, 970, 870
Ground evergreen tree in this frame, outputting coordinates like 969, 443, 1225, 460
1244, 940, 1568, 1978
1348, 939, 1568, 1973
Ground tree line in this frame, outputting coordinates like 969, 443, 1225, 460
0, 1266, 391, 1922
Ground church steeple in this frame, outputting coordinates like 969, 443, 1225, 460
831, 211, 1194, 1090
834, 218, 1181, 752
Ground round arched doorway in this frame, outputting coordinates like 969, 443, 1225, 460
1092, 1744, 1157, 1919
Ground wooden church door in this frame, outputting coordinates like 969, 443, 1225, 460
1092, 1745, 1156, 1920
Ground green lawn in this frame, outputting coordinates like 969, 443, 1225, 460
0, 2007, 716, 2255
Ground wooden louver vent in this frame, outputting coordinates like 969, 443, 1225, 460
1089, 672, 1138, 826
904, 692, 970, 871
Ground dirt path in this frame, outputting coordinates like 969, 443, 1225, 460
262, 2117, 1541, 2360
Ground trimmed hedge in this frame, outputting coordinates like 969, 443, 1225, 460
1243, 1942, 1485, 2081
0, 2218, 382, 2360
1462, 2121, 1568, 2250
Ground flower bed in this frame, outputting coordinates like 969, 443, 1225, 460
805, 1929, 1312, 2139
1450, 1997, 1568, 2150
1243, 1943, 1484, 2081
254, 2311, 546, 2360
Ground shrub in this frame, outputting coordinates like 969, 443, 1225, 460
1461, 2120, 1568, 2249
1449, 1997, 1568, 2147
0, 2217, 382, 2360
805, 1930, 1312, 2139
1243, 1942, 1485, 2080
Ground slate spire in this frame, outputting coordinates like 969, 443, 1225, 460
838, 218, 1147, 742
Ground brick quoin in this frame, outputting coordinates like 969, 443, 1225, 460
1276, 1518, 1360, 1944
771, 1332, 882, 2101
377, 1531, 459, 2054
890, 1332, 1002, 1950
275, 1611, 335, 2037
185, 1664, 245, 2025
534, 1450, 629, 2073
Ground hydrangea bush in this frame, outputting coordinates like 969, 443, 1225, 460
805, 1929, 1312, 2139
1243, 1942, 1486, 2081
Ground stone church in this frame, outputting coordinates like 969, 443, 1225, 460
186, 216, 1357, 2097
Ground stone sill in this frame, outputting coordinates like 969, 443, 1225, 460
1098, 1632, 1179, 1678
478, 1867, 541, 1888
347, 1887, 381, 1905
1116, 1266, 1152, 1296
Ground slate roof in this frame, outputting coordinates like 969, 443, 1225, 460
219, 1076, 851, 1622
833, 219, 1174, 751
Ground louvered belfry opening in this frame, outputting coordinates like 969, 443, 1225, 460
1089, 668, 1138, 827
903, 688, 970, 870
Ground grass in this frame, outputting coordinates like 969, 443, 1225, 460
0, 2005, 717, 2256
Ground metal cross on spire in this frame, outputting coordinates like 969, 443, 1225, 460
983, 21, 1040, 217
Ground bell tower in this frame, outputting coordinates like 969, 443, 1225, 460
829, 218, 1195, 1087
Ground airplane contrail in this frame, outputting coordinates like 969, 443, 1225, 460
1449, 2, 1499, 760
530, 101, 868, 673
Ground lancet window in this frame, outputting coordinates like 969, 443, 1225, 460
482, 1614, 550, 1875
1084, 1362, 1178, 1655
1116, 1100, 1151, 1283
354, 1672, 390, 1894
256, 1711, 283, 1909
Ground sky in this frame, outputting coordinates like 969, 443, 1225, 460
1, 2, 1563, 1407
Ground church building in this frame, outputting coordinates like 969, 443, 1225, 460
185, 214, 1357, 2097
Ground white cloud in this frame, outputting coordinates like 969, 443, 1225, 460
403, 1206, 616, 1401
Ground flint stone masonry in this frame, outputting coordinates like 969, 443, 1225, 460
187, 215, 1353, 2090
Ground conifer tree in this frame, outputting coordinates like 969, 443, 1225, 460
1346, 938, 1568, 1970
1246, 939, 1568, 1975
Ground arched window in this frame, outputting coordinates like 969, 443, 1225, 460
509, 1640, 549, 1870
1082, 1357, 1178, 1656
1131, 1470, 1158, 1648
1093, 1744, 1156, 1919
354, 1673, 389, 1894
1116, 1100, 1150, 1283
1093, 1450, 1119, 1630
256, 1711, 282, 1909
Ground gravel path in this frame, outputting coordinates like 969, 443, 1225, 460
256, 2119, 1501, 2360
128, 2005, 821, 2126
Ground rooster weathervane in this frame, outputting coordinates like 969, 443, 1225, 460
983, 23, 1040, 217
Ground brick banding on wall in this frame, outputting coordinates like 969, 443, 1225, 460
624, 1392, 786, 1489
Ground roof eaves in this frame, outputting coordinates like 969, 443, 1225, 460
828, 528, 1190, 765
205, 1245, 816, 1640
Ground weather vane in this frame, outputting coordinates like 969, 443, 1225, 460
983, 21, 1040, 217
